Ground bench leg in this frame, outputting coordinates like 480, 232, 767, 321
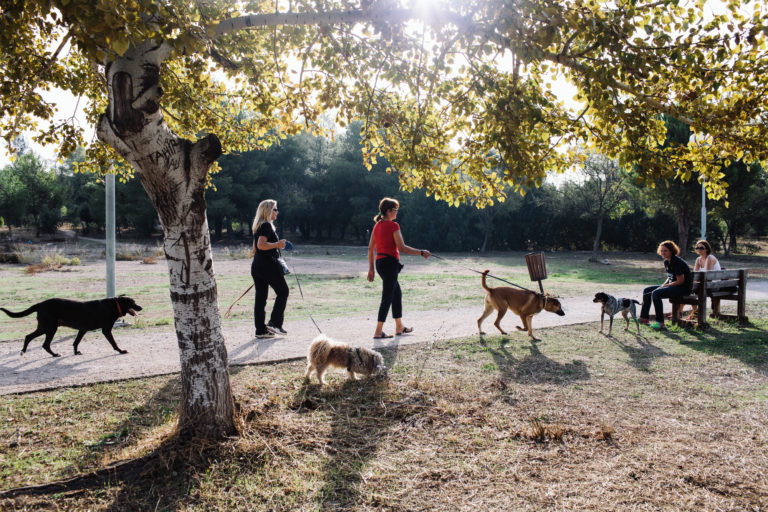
697, 297, 707, 328
711, 298, 721, 319
671, 302, 680, 325
737, 270, 747, 323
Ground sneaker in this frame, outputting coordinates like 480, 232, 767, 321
267, 322, 287, 335
650, 321, 666, 330
638, 317, 650, 325
255, 330, 275, 339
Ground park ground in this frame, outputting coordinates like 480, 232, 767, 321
0, 237, 766, 510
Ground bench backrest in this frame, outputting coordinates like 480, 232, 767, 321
690, 269, 748, 295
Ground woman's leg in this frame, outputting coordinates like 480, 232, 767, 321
640, 285, 659, 320
375, 258, 399, 335
267, 272, 290, 328
252, 272, 269, 333
651, 286, 688, 323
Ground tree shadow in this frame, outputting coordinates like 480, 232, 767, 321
479, 335, 591, 385
0, 376, 218, 512
290, 348, 407, 511
671, 320, 768, 376
605, 332, 669, 371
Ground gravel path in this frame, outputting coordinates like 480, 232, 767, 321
2, 274, 766, 396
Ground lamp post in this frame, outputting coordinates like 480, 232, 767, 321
106, 173, 116, 298
689, 132, 707, 242
700, 178, 706, 240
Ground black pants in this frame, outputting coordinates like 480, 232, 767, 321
251, 262, 289, 332
376, 256, 402, 323
640, 284, 688, 321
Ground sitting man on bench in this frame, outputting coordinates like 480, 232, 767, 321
638, 240, 693, 330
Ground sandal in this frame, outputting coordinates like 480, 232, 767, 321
373, 332, 394, 339
396, 327, 413, 335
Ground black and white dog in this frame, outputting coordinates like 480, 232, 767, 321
592, 292, 641, 335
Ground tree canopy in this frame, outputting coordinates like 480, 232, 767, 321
2, 0, 766, 205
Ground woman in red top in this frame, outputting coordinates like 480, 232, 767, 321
367, 197, 431, 339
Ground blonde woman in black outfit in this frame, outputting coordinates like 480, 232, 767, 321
251, 199, 289, 339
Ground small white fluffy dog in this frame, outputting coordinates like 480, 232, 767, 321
305, 334, 387, 385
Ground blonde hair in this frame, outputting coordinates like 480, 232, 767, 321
252, 199, 277, 233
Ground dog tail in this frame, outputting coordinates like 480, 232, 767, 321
632, 299, 640, 305
0, 305, 37, 318
481, 269, 493, 292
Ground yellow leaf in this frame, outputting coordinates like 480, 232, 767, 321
112, 38, 131, 56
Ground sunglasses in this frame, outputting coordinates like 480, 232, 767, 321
695, 245, 705, 250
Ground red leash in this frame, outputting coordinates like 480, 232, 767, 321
224, 284, 254, 318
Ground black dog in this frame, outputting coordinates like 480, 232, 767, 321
592, 292, 640, 335
1, 296, 142, 357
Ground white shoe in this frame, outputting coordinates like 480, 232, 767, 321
266, 323, 287, 335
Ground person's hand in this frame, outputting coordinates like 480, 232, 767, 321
277, 239, 287, 249
367, 269, 375, 282
421, 249, 432, 259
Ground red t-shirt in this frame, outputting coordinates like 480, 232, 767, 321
372, 220, 400, 260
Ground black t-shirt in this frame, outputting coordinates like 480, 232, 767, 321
253, 222, 278, 266
665, 255, 692, 292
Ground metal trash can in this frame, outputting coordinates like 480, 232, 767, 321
525, 252, 547, 293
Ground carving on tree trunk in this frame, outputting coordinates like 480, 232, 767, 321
96, 41, 235, 438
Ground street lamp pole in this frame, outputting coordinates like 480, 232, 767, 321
689, 132, 707, 242
700, 180, 706, 240
106, 173, 116, 298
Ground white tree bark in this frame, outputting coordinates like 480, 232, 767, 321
97, 41, 235, 438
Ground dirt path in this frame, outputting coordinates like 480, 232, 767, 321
2, 278, 767, 395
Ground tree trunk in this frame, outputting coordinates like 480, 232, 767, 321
590, 215, 603, 262
97, 41, 235, 439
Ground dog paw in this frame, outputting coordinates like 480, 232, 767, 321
118, 350, 128, 354
74, 351, 82, 355
52, 353, 61, 358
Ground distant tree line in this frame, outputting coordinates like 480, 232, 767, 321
2, 120, 767, 257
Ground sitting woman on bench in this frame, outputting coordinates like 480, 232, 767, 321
639, 240, 693, 330
680, 239, 721, 320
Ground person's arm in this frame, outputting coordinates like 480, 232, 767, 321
256, 236, 286, 251
693, 256, 702, 271
393, 230, 431, 258
666, 274, 686, 287
367, 231, 376, 282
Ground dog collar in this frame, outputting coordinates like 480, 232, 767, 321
115, 299, 122, 315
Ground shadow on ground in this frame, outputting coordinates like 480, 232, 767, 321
479, 336, 591, 385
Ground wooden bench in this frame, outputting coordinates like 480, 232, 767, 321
670, 269, 749, 328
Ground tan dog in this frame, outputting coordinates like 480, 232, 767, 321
477, 270, 565, 340
304, 334, 387, 385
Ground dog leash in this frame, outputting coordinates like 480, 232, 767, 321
430, 254, 540, 294
223, 246, 323, 334
224, 284, 255, 318
285, 251, 324, 335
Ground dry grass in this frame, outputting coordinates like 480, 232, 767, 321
1, 303, 767, 511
